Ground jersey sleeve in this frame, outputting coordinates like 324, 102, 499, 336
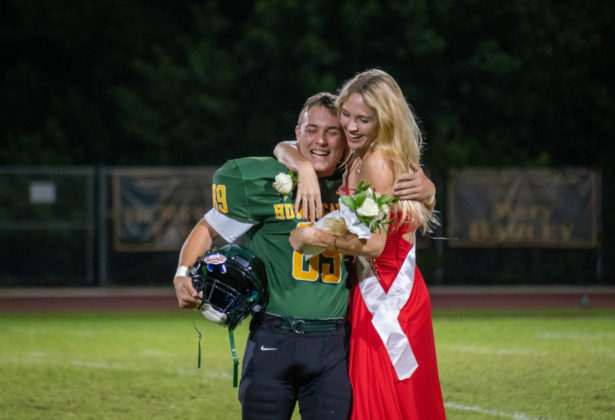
207, 160, 257, 242
210, 160, 253, 222
204, 208, 254, 243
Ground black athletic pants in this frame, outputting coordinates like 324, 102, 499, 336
238, 313, 352, 420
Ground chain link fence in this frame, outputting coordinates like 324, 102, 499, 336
0, 166, 606, 287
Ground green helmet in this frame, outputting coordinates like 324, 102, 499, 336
190, 244, 268, 330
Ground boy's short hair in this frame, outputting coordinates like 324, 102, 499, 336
297, 92, 338, 125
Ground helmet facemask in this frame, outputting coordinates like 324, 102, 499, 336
191, 244, 267, 330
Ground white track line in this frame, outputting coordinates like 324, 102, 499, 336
445, 402, 552, 420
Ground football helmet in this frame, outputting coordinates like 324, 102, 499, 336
190, 244, 267, 330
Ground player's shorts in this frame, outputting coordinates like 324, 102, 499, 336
238, 313, 352, 420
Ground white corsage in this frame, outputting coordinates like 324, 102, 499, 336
273, 170, 297, 201
340, 180, 396, 233
302, 180, 398, 258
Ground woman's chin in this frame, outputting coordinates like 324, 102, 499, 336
347, 139, 365, 150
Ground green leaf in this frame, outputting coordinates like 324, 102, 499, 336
357, 215, 370, 226
288, 170, 298, 184
378, 195, 396, 205
340, 195, 355, 209
356, 179, 366, 191
354, 192, 366, 208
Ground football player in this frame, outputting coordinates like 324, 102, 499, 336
174, 92, 353, 420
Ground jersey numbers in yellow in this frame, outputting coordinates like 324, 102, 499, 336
292, 222, 342, 284
212, 184, 228, 213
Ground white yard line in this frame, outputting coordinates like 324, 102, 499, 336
537, 331, 615, 341
445, 402, 552, 420
70, 359, 127, 370
178, 367, 232, 379
11, 354, 233, 378
68, 359, 232, 379
449, 344, 546, 356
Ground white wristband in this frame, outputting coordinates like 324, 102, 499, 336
175, 265, 189, 278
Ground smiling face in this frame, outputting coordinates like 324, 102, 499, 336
295, 106, 345, 178
339, 93, 380, 153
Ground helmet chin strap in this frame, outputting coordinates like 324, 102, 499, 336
192, 308, 240, 388
228, 329, 239, 388
187, 243, 268, 388
191, 313, 203, 369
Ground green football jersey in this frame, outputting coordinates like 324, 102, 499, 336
204, 157, 348, 319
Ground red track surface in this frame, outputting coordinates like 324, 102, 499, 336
1, 286, 613, 313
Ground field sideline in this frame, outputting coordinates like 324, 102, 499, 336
1, 285, 614, 312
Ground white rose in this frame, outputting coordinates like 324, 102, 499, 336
379, 204, 389, 218
356, 196, 379, 217
273, 173, 293, 195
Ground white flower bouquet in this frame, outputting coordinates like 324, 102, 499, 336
302, 180, 399, 258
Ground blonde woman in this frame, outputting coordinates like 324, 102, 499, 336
275, 69, 445, 420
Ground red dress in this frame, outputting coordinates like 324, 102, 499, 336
348, 222, 446, 420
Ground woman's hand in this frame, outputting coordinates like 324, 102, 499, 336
294, 161, 323, 222
393, 163, 436, 203
273, 140, 323, 222
289, 225, 317, 253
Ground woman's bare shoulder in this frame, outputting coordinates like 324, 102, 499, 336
360, 150, 394, 194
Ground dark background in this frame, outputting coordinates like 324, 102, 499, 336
1, 0, 613, 285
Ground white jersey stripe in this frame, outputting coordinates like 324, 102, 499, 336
204, 208, 255, 243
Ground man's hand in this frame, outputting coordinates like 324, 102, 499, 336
393, 163, 436, 202
173, 275, 203, 309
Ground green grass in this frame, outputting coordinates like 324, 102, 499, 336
1, 309, 613, 419
0, 311, 248, 420
434, 309, 615, 420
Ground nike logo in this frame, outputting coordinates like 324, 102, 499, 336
260, 345, 278, 351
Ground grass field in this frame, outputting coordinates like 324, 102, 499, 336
1, 308, 613, 419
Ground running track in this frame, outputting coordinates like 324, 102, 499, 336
1, 286, 613, 312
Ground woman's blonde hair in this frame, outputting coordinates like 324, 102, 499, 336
336, 69, 436, 232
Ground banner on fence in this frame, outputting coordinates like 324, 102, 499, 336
112, 167, 217, 252
447, 168, 600, 248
